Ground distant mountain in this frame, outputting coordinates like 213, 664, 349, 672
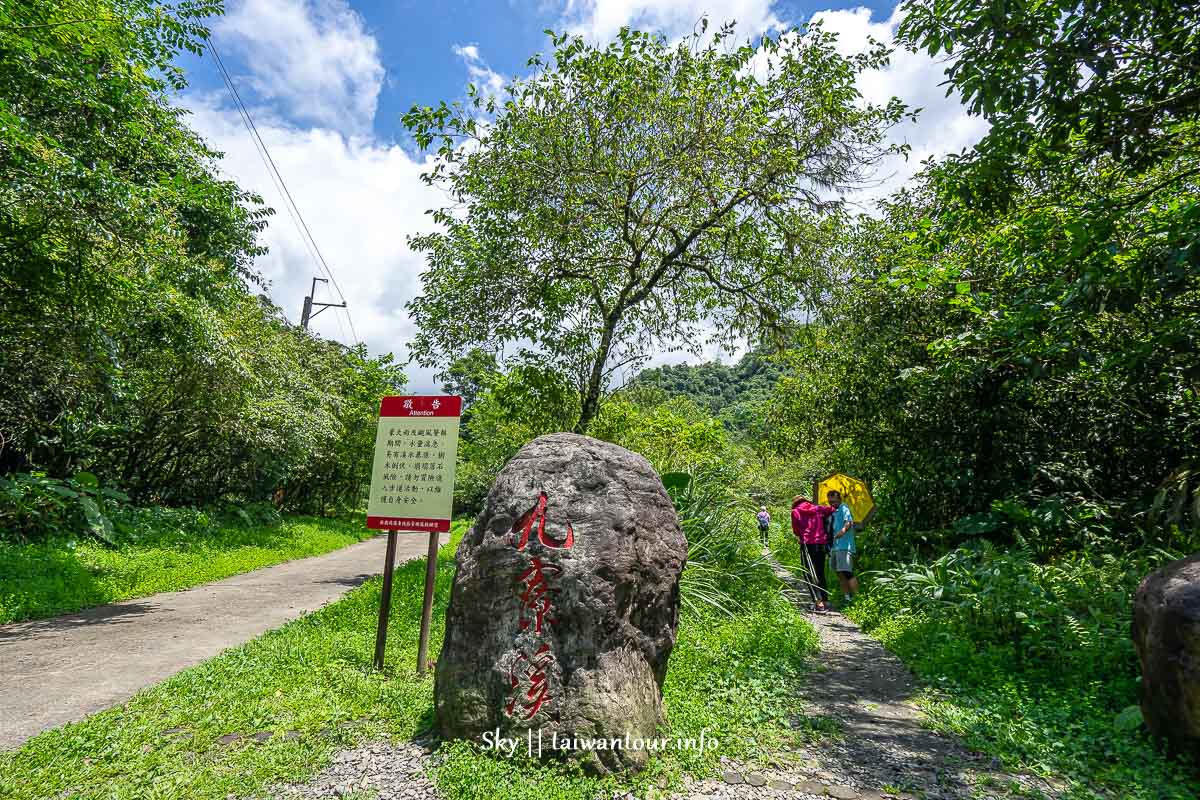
627, 349, 783, 428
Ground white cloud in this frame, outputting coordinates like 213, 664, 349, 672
215, 0, 384, 135
452, 44, 507, 99
183, 0, 985, 391
810, 5, 989, 207
560, 0, 783, 42
183, 94, 446, 391
552, 2, 985, 210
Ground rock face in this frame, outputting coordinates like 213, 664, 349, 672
1133, 553, 1200, 763
435, 433, 687, 774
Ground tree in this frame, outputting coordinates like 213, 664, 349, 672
899, 0, 1200, 205
436, 347, 499, 410
403, 22, 910, 432
1, 0, 266, 477
452, 365, 579, 512
0, 0, 405, 515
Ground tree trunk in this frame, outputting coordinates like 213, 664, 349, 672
574, 315, 619, 435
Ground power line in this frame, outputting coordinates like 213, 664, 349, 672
206, 43, 322, 273
206, 38, 354, 345
205, 38, 359, 346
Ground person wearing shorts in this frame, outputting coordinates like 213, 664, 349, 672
827, 490, 858, 604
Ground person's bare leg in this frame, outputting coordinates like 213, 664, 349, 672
849, 575, 859, 595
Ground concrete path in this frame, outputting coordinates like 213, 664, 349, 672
0, 532, 444, 751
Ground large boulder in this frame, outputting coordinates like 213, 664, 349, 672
1133, 553, 1200, 763
435, 433, 687, 774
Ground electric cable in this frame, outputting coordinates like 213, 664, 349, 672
206, 38, 359, 345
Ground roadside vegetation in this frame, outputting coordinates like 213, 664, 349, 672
1, 0, 402, 521
1, 500, 823, 800
2, 0, 1199, 797
847, 543, 1199, 800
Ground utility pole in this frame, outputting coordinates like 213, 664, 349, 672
299, 276, 346, 330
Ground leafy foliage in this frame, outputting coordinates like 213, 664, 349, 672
590, 392, 729, 473
0, 0, 403, 513
899, 0, 1200, 204
452, 364, 580, 513
629, 348, 784, 438
759, 3, 1200, 789
851, 542, 1200, 797
0, 472, 130, 546
868, 541, 1144, 675
437, 348, 500, 413
665, 465, 774, 618
403, 22, 910, 431
767, 78, 1199, 547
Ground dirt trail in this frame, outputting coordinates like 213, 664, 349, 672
677, 557, 1064, 799
0, 533, 443, 751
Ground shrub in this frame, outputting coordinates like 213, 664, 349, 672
0, 472, 128, 545
0, 471, 283, 546
851, 537, 1200, 797
665, 466, 776, 618
864, 540, 1177, 680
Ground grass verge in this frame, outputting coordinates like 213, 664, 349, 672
0, 516, 374, 624
848, 578, 1200, 800
1, 521, 821, 800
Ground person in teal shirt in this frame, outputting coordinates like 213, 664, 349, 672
827, 490, 858, 604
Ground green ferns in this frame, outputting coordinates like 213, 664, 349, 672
852, 542, 1199, 797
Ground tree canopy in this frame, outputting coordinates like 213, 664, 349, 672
0, 0, 403, 517
899, 0, 1200, 205
766, 0, 1200, 545
403, 22, 911, 432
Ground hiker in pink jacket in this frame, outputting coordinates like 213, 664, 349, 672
791, 495, 835, 612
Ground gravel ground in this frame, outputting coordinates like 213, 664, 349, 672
272, 740, 440, 800
678, 556, 1064, 800
270, 555, 1063, 800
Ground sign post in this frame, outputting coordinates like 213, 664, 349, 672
366, 395, 461, 673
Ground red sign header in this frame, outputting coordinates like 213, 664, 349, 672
367, 516, 451, 532
379, 395, 462, 418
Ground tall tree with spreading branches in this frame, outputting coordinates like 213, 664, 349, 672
403, 21, 910, 432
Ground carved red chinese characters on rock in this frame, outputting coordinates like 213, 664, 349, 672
512, 491, 574, 550
506, 642, 554, 719
505, 492, 573, 718
434, 433, 687, 775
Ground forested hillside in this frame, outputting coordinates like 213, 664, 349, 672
628, 349, 783, 436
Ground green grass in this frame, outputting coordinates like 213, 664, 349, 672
0, 516, 375, 624
772, 515, 1200, 798
0, 520, 822, 800
433, 590, 820, 800
848, 590, 1200, 800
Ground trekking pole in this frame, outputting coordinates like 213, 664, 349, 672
799, 540, 821, 609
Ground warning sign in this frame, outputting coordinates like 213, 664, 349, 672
366, 395, 461, 532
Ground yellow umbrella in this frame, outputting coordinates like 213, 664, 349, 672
813, 473, 875, 525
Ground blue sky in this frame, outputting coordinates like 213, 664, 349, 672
174, 0, 986, 391
180, 0, 900, 145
